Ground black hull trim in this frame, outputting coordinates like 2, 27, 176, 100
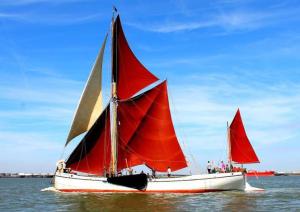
107, 174, 148, 190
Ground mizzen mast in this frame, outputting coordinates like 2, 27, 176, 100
227, 121, 232, 168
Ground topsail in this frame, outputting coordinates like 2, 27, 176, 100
112, 16, 158, 100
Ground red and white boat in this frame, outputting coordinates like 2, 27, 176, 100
246, 170, 275, 177
54, 11, 262, 193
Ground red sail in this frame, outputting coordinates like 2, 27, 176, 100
66, 105, 111, 175
229, 109, 260, 164
112, 16, 158, 100
117, 81, 187, 172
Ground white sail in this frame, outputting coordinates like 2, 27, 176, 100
65, 34, 108, 146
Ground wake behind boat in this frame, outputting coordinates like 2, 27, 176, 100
53, 10, 262, 193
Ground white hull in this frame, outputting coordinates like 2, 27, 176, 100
54, 172, 246, 193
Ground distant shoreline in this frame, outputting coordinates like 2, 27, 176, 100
274, 172, 300, 176
0, 173, 53, 178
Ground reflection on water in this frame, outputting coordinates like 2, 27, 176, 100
1, 177, 300, 211
54, 193, 178, 211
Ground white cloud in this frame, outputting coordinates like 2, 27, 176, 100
168, 72, 300, 151
128, 7, 300, 33
128, 20, 216, 33
0, 131, 62, 151
0, 130, 64, 173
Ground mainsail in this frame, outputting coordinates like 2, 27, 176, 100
65, 15, 187, 175
117, 81, 187, 172
65, 35, 108, 146
229, 109, 259, 164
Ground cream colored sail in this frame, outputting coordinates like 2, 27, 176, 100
65, 34, 108, 146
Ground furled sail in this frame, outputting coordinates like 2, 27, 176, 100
66, 104, 111, 175
112, 16, 158, 100
229, 109, 260, 164
116, 81, 188, 172
65, 35, 108, 145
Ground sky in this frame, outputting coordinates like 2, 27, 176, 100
0, 0, 300, 173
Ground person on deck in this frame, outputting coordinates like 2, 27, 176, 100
167, 167, 171, 177
226, 164, 230, 173
221, 161, 226, 173
207, 161, 212, 174
212, 167, 216, 173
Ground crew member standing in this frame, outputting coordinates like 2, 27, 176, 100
167, 166, 171, 177
221, 161, 226, 173
207, 161, 212, 174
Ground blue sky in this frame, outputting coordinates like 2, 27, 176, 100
0, 0, 300, 173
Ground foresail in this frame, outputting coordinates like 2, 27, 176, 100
66, 104, 111, 175
112, 16, 158, 100
229, 109, 260, 164
116, 81, 187, 172
65, 34, 108, 146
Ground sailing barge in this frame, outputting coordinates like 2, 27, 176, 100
54, 12, 261, 193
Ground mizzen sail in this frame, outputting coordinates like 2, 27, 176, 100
229, 109, 260, 164
65, 35, 108, 145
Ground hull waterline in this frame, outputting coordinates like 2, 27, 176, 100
54, 172, 246, 193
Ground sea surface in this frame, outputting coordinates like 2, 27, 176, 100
0, 176, 299, 211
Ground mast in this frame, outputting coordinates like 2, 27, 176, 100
227, 121, 232, 169
110, 8, 118, 176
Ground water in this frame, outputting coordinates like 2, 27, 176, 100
0, 176, 300, 211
